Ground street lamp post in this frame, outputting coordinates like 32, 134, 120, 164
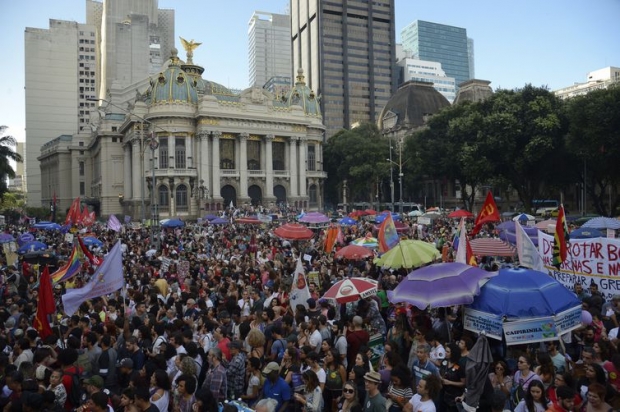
199, 180, 209, 214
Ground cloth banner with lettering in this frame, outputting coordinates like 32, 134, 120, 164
538, 232, 620, 301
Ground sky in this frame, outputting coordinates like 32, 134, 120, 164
0, 0, 618, 144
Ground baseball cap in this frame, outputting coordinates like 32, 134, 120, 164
85, 375, 104, 389
262, 362, 280, 375
119, 358, 134, 369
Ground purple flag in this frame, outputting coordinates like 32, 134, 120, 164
124, 215, 131, 224
108, 215, 122, 232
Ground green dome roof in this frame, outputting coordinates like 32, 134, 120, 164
285, 68, 321, 116
147, 50, 198, 105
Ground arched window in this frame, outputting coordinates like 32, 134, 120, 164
158, 186, 169, 211
176, 184, 188, 212
309, 184, 318, 206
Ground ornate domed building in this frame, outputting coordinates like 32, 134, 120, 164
39, 44, 326, 220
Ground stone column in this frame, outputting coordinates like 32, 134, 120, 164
124, 143, 132, 199
186, 135, 193, 169
289, 136, 299, 198
265, 134, 274, 198
239, 133, 249, 201
211, 131, 221, 200
131, 138, 141, 201
197, 130, 209, 191
168, 134, 175, 168
299, 138, 307, 199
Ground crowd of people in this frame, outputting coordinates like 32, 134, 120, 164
0, 209, 618, 412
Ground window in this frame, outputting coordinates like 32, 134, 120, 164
307, 145, 316, 171
79, 182, 85, 196
159, 138, 168, 168
309, 184, 318, 206
248, 140, 261, 170
220, 139, 235, 169
175, 138, 186, 169
176, 185, 188, 212
158, 186, 169, 210
273, 142, 285, 170
79, 161, 85, 176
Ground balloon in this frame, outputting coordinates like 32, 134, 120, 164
581, 310, 592, 325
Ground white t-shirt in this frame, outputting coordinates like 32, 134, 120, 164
408, 394, 436, 412
315, 367, 326, 385
309, 330, 322, 353
429, 344, 446, 363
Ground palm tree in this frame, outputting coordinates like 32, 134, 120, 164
0, 126, 23, 198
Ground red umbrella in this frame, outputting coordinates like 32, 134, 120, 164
322, 277, 378, 303
334, 245, 374, 260
364, 209, 378, 215
448, 209, 474, 219
349, 210, 366, 218
236, 217, 261, 224
273, 223, 314, 240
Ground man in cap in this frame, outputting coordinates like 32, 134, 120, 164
116, 358, 137, 392
362, 371, 386, 411
226, 340, 246, 399
260, 362, 291, 412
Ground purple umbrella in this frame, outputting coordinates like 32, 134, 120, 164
209, 217, 229, 225
298, 212, 330, 224
17, 233, 34, 246
387, 262, 497, 309
0, 233, 15, 244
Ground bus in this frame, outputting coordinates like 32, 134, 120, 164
533, 200, 559, 217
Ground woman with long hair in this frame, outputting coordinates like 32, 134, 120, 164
576, 363, 609, 402
348, 366, 367, 404
385, 364, 413, 412
324, 349, 347, 411
150, 369, 172, 412
293, 369, 324, 412
172, 374, 196, 412
440, 342, 465, 412
534, 351, 556, 390
281, 347, 304, 394
513, 354, 541, 393
514, 379, 548, 412
337, 380, 362, 412
489, 359, 512, 397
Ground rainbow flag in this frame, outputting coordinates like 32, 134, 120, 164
51, 244, 84, 284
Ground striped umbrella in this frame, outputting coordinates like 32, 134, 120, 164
470, 238, 516, 257
351, 235, 379, 249
322, 277, 378, 303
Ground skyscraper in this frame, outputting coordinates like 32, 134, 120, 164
291, 0, 397, 137
401, 20, 473, 88
248, 11, 292, 88
24, 0, 174, 207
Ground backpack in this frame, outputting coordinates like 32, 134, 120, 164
272, 338, 286, 363
64, 368, 84, 407
510, 373, 534, 409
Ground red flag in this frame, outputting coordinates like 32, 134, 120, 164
65, 198, 78, 225
34, 266, 55, 338
78, 236, 103, 266
83, 211, 96, 227
471, 192, 501, 235
552, 204, 569, 268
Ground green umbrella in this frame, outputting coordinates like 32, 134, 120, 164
374, 239, 441, 269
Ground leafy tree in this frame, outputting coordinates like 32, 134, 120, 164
323, 123, 390, 206
565, 84, 620, 216
0, 126, 23, 198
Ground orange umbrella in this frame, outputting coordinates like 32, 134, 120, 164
273, 223, 314, 240
334, 244, 374, 260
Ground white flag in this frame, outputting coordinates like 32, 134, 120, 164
289, 256, 311, 314
62, 241, 125, 316
455, 218, 467, 264
515, 221, 546, 272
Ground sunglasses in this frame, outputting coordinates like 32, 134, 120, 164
343, 388, 355, 394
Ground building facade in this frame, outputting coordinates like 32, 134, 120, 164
396, 46, 456, 102
553, 66, 620, 99
291, 0, 397, 137
401, 20, 473, 89
248, 11, 292, 88
39, 50, 326, 220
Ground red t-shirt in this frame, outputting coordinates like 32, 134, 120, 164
62, 365, 83, 411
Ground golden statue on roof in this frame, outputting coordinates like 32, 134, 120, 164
179, 37, 202, 64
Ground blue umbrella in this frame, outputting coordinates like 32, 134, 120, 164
82, 237, 104, 247
469, 267, 581, 320
570, 227, 603, 239
210, 217, 229, 225
17, 233, 34, 246
204, 214, 219, 221
0, 233, 15, 244
17, 241, 48, 255
582, 216, 620, 230
375, 213, 401, 224
498, 226, 540, 247
496, 221, 516, 231
43, 223, 62, 231
338, 216, 357, 226
161, 218, 185, 228
32, 221, 54, 229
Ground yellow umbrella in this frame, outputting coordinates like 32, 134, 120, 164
374, 239, 441, 269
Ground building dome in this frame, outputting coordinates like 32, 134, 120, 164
378, 81, 450, 131
147, 48, 198, 105
285, 68, 321, 116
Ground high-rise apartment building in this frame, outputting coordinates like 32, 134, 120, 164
248, 11, 292, 88
291, 0, 397, 137
401, 20, 473, 88
24, 0, 174, 207
24, 19, 97, 206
